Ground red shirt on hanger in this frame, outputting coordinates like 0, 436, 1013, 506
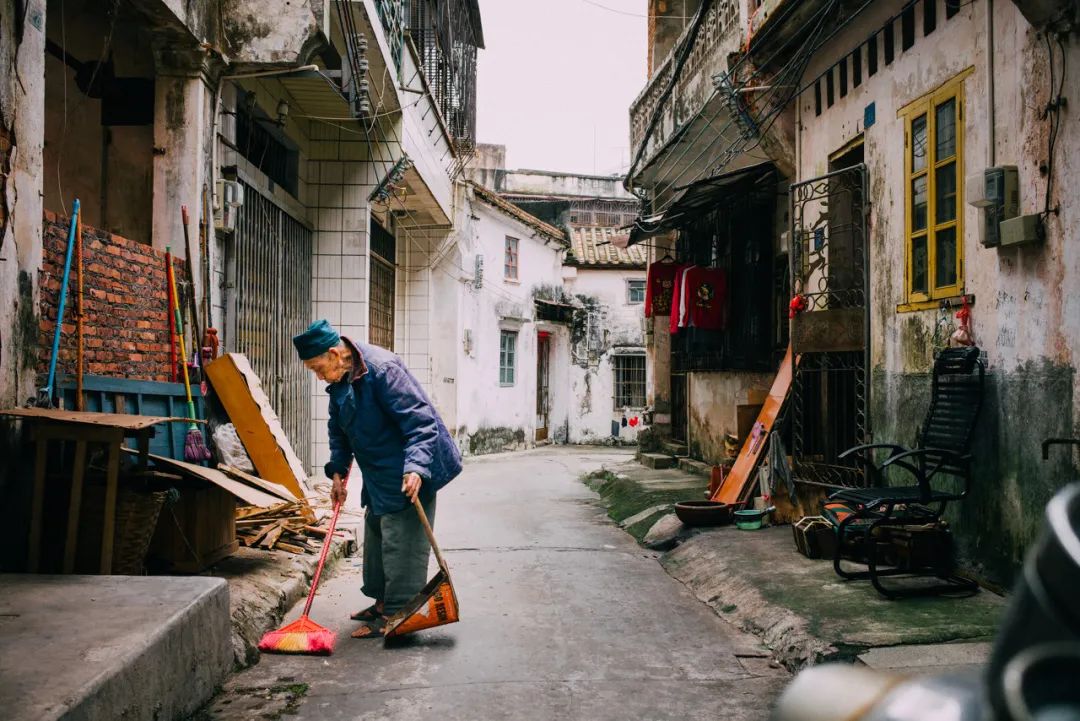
683, 266, 728, 330
645, 261, 683, 317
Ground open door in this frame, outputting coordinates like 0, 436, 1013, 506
535, 332, 550, 441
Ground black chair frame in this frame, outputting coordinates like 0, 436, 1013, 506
826, 346, 985, 599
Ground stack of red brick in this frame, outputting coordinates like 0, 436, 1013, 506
38, 210, 191, 382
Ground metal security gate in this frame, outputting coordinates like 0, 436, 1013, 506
226, 181, 313, 468
789, 162, 869, 488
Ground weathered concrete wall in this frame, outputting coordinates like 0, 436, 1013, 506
795, 0, 1080, 584
687, 370, 772, 464
499, 169, 636, 200
222, 0, 326, 67
0, 0, 47, 411
564, 266, 649, 443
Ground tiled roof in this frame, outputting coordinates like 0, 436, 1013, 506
566, 226, 648, 268
469, 182, 568, 245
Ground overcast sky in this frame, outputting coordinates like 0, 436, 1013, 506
475, 0, 647, 177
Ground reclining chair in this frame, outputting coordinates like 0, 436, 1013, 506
823, 346, 984, 598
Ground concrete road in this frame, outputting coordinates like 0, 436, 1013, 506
205, 447, 788, 720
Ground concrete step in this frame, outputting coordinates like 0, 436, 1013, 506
856, 641, 992, 676
639, 452, 677, 469
1, 575, 232, 721
679, 458, 712, 478
663, 441, 689, 457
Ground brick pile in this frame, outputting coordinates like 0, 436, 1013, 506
38, 211, 192, 382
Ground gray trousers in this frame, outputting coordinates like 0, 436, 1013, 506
362, 495, 436, 615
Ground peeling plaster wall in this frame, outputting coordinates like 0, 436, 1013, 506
451, 193, 567, 454
222, 0, 326, 66
564, 266, 649, 443
1, 0, 47, 412
795, 0, 1080, 584
687, 371, 772, 464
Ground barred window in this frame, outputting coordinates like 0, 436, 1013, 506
499, 330, 517, 385
613, 354, 646, 409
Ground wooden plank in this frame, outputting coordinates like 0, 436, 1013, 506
123, 449, 281, 508
204, 354, 311, 501
218, 464, 299, 503
63, 441, 89, 573
0, 408, 202, 430
100, 436, 122, 574
28, 438, 48, 572
244, 522, 280, 547
259, 523, 286, 549
273, 542, 309, 554
712, 345, 799, 507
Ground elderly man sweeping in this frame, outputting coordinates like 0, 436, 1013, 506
294, 319, 462, 639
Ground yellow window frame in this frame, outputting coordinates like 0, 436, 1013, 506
899, 68, 972, 306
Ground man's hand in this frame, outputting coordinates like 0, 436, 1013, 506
331, 474, 348, 507
402, 472, 422, 503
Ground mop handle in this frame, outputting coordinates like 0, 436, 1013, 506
412, 495, 449, 575
45, 200, 81, 397
302, 473, 349, 617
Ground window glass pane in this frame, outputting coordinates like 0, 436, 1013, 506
627, 280, 645, 303
912, 175, 928, 231
935, 227, 957, 288
935, 162, 957, 222
935, 99, 956, 158
911, 115, 928, 171
911, 235, 928, 293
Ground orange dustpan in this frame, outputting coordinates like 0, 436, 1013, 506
384, 496, 459, 638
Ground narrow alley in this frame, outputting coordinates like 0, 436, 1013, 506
202, 447, 787, 721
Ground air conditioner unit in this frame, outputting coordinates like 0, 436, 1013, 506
214, 180, 244, 232
967, 166, 1018, 247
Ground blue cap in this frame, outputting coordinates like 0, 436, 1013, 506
293, 319, 341, 360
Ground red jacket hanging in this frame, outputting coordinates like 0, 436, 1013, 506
644, 261, 683, 318
683, 266, 728, 330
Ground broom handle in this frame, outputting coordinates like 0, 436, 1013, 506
302, 472, 349, 617
412, 495, 448, 575
167, 252, 197, 424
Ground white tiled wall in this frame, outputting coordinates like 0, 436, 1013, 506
307, 120, 380, 476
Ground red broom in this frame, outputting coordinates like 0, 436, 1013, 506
259, 473, 349, 655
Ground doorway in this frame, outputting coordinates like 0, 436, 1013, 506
535, 332, 551, 441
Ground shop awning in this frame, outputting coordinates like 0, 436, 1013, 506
626, 161, 777, 246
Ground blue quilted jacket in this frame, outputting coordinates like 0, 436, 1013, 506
324, 339, 461, 515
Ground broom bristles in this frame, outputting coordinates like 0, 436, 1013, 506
259, 615, 336, 655
184, 427, 212, 462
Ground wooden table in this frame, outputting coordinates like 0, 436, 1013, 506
1, 408, 197, 574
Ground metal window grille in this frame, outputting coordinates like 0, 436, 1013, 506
626, 279, 646, 304
407, 0, 480, 152
614, 355, 646, 409
228, 181, 312, 468
375, 0, 406, 70
504, 237, 518, 279
369, 218, 396, 350
499, 331, 517, 385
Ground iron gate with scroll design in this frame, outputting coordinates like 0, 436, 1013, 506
789, 163, 870, 488
226, 181, 313, 469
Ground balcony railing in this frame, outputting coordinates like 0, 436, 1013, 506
375, 0, 406, 70
629, 0, 743, 176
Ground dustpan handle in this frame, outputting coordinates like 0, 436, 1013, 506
412, 495, 449, 575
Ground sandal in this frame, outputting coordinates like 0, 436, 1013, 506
349, 603, 384, 622
350, 617, 388, 639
